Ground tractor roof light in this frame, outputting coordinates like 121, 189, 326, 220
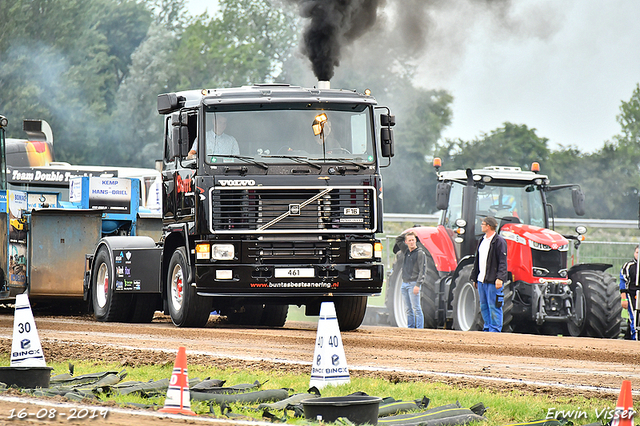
531, 162, 540, 172
433, 157, 442, 170
482, 175, 492, 183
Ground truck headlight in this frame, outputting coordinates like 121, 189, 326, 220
212, 244, 234, 260
350, 243, 373, 259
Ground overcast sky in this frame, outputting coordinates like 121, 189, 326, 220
185, 0, 640, 153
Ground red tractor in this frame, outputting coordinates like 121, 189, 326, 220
385, 161, 621, 337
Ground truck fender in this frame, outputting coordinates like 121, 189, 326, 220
84, 236, 158, 302
163, 224, 193, 285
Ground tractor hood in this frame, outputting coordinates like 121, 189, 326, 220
500, 223, 569, 251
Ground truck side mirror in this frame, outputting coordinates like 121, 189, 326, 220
436, 182, 451, 210
572, 187, 585, 216
170, 112, 190, 159
380, 128, 394, 158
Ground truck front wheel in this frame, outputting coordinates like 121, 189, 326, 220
167, 247, 211, 327
335, 296, 367, 331
92, 247, 131, 322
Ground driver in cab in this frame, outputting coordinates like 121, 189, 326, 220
188, 115, 239, 158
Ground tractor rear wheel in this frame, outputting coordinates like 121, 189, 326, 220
452, 264, 513, 332
452, 265, 483, 331
386, 252, 439, 328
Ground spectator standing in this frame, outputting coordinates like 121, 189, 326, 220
620, 245, 639, 340
401, 232, 427, 329
470, 217, 508, 332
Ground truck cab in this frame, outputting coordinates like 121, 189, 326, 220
86, 83, 395, 330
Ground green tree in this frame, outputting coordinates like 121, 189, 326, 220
170, 0, 298, 90
0, 0, 154, 164
436, 123, 550, 172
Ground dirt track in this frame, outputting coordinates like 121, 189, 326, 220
0, 312, 637, 424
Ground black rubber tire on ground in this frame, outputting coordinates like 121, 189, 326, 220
260, 305, 289, 327
91, 247, 132, 322
386, 252, 440, 329
167, 247, 211, 327
227, 304, 264, 326
568, 270, 621, 338
127, 294, 159, 323
335, 296, 367, 331
451, 264, 513, 332
451, 265, 483, 331
385, 255, 405, 327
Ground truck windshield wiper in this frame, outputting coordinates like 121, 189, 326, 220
210, 154, 269, 170
260, 154, 322, 170
309, 157, 368, 170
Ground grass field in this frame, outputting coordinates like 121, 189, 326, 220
19, 357, 622, 425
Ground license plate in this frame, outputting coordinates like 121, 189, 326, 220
274, 268, 315, 278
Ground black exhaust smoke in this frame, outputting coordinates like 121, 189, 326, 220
291, 0, 382, 81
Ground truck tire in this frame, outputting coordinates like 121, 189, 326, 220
386, 253, 439, 328
227, 304, 264, 326
335, 296, 367, 331
261, 305, 289, 327
451, 265, 483, 331
92, 247, 131, 322
568, 270, 621, 338
167, 247, 211, 327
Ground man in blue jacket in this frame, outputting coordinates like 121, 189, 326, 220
470, 216, 508, 332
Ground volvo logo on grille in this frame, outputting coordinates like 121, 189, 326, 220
219, 179, 256, 186
289, 204, 301, 215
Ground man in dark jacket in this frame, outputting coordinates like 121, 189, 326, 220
401, 231, 427, 328
470, 216, 508, 332
620, 245, 639, 340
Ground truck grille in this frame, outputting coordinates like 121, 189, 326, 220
531, 249, 567, 277
209, 186, 376, 234
246, 240, 341, 264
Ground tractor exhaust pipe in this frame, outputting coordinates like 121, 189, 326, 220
318, 81, 330, 90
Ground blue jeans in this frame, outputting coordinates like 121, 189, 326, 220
627, 303, 637, 340
477, 281, 503, 332
401, 281, 424, 329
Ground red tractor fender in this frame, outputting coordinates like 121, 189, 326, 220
408, 225, 458, 273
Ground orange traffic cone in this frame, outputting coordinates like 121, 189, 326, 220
159, 347, 196, 416
611, 380, 635, 426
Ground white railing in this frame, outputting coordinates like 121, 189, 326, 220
384, 213, 638, 229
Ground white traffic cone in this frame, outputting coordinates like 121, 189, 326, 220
309, 301, 350, 389
10, 293, 46, 367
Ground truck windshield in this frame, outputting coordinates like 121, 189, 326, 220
443, 182, 546, 233
202, 104, 374, 165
